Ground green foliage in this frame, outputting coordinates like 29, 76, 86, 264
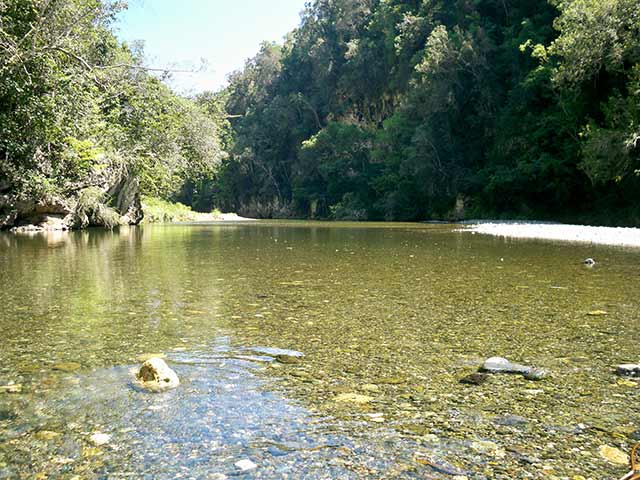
141, 196, 200, 223
0, 0, 226, 213
216, 0, 640, 224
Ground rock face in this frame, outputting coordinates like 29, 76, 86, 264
2, 173, 143, 231
107, 175, 143, 225
616, 364, 640, 377
137, 358, 180, 391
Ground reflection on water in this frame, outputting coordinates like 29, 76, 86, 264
0, 222, 639, 479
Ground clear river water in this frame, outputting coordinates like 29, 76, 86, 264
0, 221, 639, 479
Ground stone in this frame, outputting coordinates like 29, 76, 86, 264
616, 364, 640, 377
481, 357, 532, 375
587, 310, 608, 316
0, 384, 22, 394
493, 415, 527, 427
136, 358, 180, 391
360, 383, 380, 393
471, 440, 500, 454
460, 373, 489, 385
524, 368, 548, 381
89, 432, 111, 446
52, 362, 82, 372
334, 393, 373, 404
35, 430, 61, 441
275, 354, 301, 364
234, 459, 257, 471
598, 445, 629, 465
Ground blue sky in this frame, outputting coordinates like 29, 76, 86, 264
115, 0, 307, 94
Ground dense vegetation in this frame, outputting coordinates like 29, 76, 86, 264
2, 0, 639, 227
215, 0, 640, 224
0, 0, 226, 228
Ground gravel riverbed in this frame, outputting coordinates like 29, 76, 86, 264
460, 222, 640, 247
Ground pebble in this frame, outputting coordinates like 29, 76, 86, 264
52, 362, 82, 372
524, 368, 548, 381
234, 459, 257, 471
89, 432, 111, 446
598, 445, 629, 465
35, 430, 61, 441
275, 354, 301, 364
481, 357, 531, 374
0, 384, 22, 394
334, 393, 373, 404
616, 364, 640, 377
460, 373, 489, 385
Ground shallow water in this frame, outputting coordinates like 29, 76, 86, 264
0, 221, 639, 479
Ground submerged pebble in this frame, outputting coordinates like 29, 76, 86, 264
89, 432, 111, 446
616, 364, 640, 377
235, 459, 257, 471
460, 373, 489, 385
598, 445, 629, 465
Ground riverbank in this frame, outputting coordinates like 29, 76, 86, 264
460, 221, 640, 247
141, 197, 251, 223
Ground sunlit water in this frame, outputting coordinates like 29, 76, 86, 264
0, 222, 639, 479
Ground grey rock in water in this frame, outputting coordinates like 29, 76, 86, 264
616, 364, 640, 377
137, 358, 180, 391
524, 368, 548, 381
481, 357, 532, 375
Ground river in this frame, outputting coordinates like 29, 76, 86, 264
0, 221, 639, 479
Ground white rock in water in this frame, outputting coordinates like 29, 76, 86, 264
234, 459, 257, 471
482, 356, 532, 374
483, 357, 511, 371
136, 358, 179, 391
89, 432, 111, 446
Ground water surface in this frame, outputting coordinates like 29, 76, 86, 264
1, 222, 639, 479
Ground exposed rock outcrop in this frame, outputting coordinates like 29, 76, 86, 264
2, 173, 143, 231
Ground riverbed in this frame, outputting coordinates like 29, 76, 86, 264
0, 221, 638, 479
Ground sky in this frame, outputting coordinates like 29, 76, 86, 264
115, 0, 307, 94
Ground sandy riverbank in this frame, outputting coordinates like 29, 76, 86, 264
190, 212, 254, 222
459, 221, 640, 247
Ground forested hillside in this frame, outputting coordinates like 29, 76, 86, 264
2, 0, 639, 228
0, 0, 227, 229
216, 0, 640, 224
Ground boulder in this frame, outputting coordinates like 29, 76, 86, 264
136, 358, 179, 391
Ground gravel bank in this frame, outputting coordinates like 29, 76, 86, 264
460, 222, 640, 247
